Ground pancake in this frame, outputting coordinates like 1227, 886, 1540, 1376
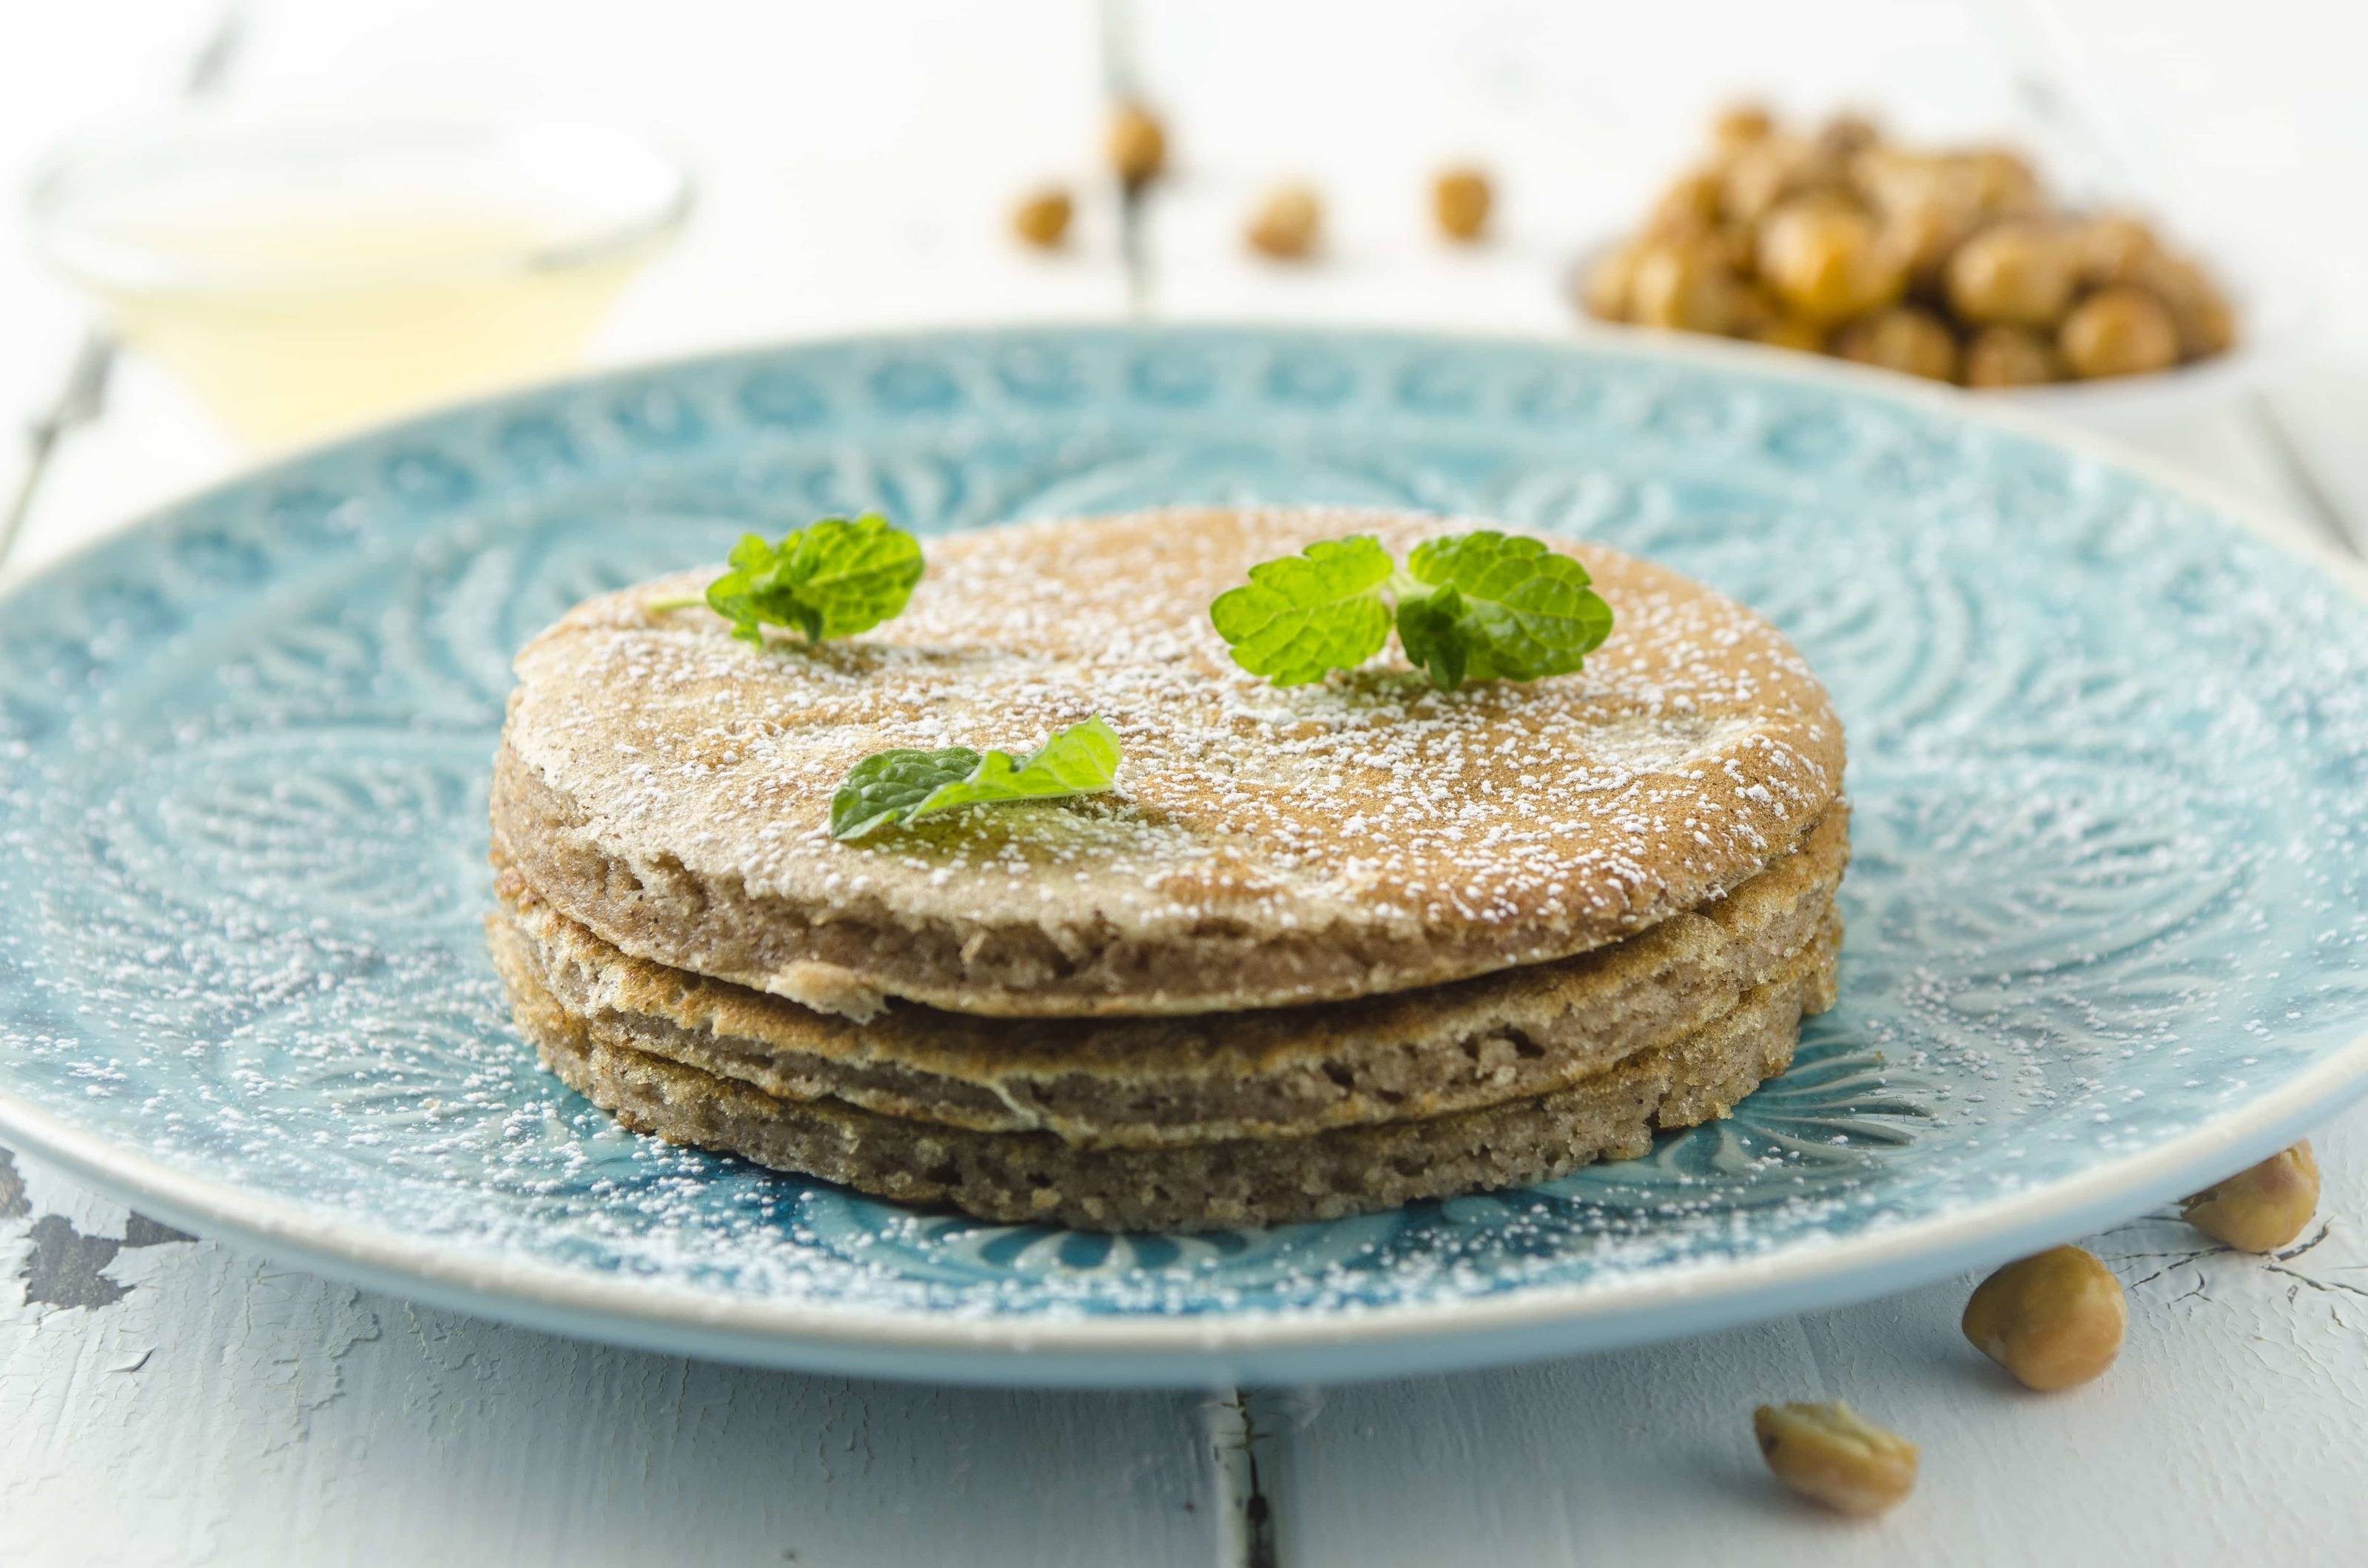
489, 807, 1846, 1148
493, 506, 1844, 1019
502, 912, 1841, 1232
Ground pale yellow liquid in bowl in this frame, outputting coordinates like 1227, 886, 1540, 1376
90, 201, 659, 447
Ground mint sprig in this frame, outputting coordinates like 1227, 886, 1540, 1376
651, 514, 924, 646
1398, 531, 1614, 685
830, 716, 1123, 841
1211, 530, 1612, 693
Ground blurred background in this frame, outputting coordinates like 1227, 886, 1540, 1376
4, 0, 2364, 576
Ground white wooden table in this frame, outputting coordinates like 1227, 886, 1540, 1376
7, 4, 2368, 1562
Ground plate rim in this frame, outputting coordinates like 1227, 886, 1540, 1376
5, 319, 2367, 1384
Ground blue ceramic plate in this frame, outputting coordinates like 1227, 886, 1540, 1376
5, 327, 2367, 1388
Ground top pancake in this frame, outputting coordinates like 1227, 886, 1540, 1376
493, 506, 1843, 1017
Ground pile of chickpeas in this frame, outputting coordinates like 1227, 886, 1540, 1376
1582, 105, 2238, 387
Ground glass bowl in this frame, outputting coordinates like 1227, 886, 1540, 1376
27, 107, 696, 447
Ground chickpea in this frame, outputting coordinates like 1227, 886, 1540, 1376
1832, 306, 1960, 382
1009, 187, 1073, 249
1848, 147, 1945, 211
1752, 312, 1828, 353
2140, 252, 2238, 358
1651, 169, 1726, 233
1725, 279, 1780, 332
1946, 222, 2079, 326
1627, 241, 1743, 334
1433, 166, 1493, 242
1962, 1245, 2126, 1390
1720, 136, 1822, 224
1757, 199, 1906, 322
1962, 148, 2042, 218
1723, 279, 1823, 351
1106, 101, 1167, 188
1814, 111, 1882, 162
1649, 220, 1756, 274
2182, 1141, 2319, 1252
2059, 286, 2182, 379
1246, 184, 1322, 260
1963, 326, 2065, 388
1578, 242, 1643, 321
1713, 101, 1775, 148
2076, 214, 2163, 286
1882, 198, 1974, 285
1752, 1402, 1918, 1517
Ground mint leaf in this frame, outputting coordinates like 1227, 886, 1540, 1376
697, 514, 925, 646
828, 745, 981, 841
1208, 535, 1395, 686
1210, 530, 1615, 692
1400, 531, 1612, 688
830, 717, 1123, 841
1393, 583, 1469, 692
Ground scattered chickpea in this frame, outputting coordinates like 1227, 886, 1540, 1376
1010, 187, 1073, 249
1756, 199, 1906, 322
1433, 166, 1493, 243
1247, 184, 1322, 260
1107, 101, 1167, 188
2059, 286, 2182, 379
1752, 1402, 1918, 1518
2182, 1141, 2319, 1252
1946, 223, 2079, 327
1962, 1245, 2127, 1391
1963, 325, 2065, 388
1832, 306, 1960, 382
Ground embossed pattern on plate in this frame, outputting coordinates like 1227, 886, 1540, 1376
3, 327, 2367, 1384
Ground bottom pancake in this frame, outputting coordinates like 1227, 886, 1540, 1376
501, 919, 1840, 1232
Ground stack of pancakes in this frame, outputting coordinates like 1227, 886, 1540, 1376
489, 508, 1847, 1231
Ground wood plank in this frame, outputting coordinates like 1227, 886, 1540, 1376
0, 1143, 1220, 1568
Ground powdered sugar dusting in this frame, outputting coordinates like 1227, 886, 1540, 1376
505, 506, 1843, 968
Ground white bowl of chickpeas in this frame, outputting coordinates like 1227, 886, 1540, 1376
1577, 107, 2269, 423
